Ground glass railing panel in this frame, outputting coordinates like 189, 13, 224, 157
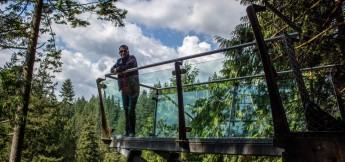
303, 71, 341, 118
101, 78, 123, 135
134, 85, 157, 137
184, 55, 225, 83
100, 55, 340, 138
181, 62, 340, 136
155, 92, 178, 137
276, 77, 306, 132
280, 68, 341, 132
183, 78, 274, 138
101, 76, 158, 137
139, 64, 175, 88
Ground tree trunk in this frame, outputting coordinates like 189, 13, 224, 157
9, 0, 44, 161
335, 0, 345, 59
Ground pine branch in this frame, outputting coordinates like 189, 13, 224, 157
0, 44, 26, 49
296, 22, 345, 49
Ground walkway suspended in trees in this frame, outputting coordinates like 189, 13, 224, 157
96, 2, 345, 162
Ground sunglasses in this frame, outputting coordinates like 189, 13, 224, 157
119, 50, 127, 54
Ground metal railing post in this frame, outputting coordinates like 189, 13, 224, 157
96, 78, 111, 142
330, 68, 345, 120
152, 89, 159, 136
246, 5, 290, 137
174, 61, 187, 143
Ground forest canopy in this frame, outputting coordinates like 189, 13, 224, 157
1, 0, 344, 161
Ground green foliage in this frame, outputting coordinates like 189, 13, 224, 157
0, 3, 30, 49
241, 0, 345, 92
0, 59, 23, 161
1, 0, 127, 160
189, 85, 231, 137
141, 151, 165, 162
101, 145, 125, 162
60, 79, 75, 105
22, 97, 64, 161
215, 18, 261, 78
58, 79, 77, 161
96, 0, 128, 26
76, 118, 101, 162
0, 122, 11, 161
103, 94, 122, 135
49, 0, 127, 28
1, 0, 124, 50
136, 89, 156, 136
0, 0, 343, 161
169, 61, 200, 86
0, 63, 23, 121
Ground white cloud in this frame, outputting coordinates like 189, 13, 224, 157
177, 36, 225, 82
53, 21, 179, 99
138, 35, 225, 88
0, 49, 13, 67
55, 50, 115, 99
117, 0, 246, 38
177, 35, 224, 64
178, 36, 211, 57
2, 0, 245, 100
53, 17, 177, 66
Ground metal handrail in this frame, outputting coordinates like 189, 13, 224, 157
98, 31, 301, 146
104, 32, 298, 77
104, 64, 340, 91
157, 64, 340, 90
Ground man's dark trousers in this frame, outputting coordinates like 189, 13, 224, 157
122, 91, 139, 136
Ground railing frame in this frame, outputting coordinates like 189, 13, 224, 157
104, 33, 298, 78
95, 2, 345, 161
174, 61, 188, 147
247, 4, 290, 138
96, 78, 111, 143
97, 33, 338, 143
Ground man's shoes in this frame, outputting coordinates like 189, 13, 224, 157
123, 132, 129, 137
129, 133, 135, 137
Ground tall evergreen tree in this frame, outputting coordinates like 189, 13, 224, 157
0, 64, 22, 161
238, 0, 345, 103
60, 79, 75, 105
57, 79, 77, 161
19, 27, 64, 161
136, 89, 156, 136
76, 118, 100, 162
0, 0, 127, 160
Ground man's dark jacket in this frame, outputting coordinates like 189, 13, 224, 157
110, 54, 139, 93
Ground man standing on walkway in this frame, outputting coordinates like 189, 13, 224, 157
111, 44, 140, 137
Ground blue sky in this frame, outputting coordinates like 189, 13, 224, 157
0, 0, 246, 100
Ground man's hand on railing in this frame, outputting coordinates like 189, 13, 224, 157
111, 68, 118, 75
